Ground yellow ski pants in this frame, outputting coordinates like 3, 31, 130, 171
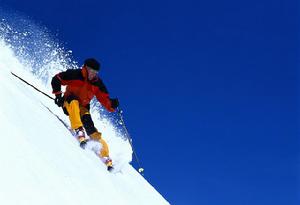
64, 100, 110, 158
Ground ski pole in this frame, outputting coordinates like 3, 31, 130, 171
11, 72, 54, 100
117, 107, 144, 175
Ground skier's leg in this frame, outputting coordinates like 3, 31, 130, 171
64, 100, 83, 130
81, 112, 110, 158
89, 132, 110, 158
64, 99, 87, 146
80, 108, 112, 169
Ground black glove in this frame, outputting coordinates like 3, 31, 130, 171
110, 98, 119, 109
54, 94, 64, 107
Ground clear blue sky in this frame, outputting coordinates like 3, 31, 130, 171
0, 0, 298, 204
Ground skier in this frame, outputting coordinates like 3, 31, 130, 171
51, 58, 119, 171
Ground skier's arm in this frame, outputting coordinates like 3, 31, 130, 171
51, 69, 82, 94
51, 73, 63, 95
94, 80, 115, 112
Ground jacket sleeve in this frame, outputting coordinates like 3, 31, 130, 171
51, 73, 63, 95
94, 79, 115, 112
51, 69, 83, 95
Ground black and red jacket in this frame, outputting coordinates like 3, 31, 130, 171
51, 67, 115, 112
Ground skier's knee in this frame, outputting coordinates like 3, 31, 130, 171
90, 131, 102, 141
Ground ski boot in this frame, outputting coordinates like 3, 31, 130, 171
102, 157, 114, 171
75, 127, 88, 149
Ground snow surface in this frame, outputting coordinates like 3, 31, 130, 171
0, 37, 169, 204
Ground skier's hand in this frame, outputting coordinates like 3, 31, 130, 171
54, 94, 64, 107
110, 98, 119, 109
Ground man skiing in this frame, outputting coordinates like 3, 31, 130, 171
51, 58, 119, 171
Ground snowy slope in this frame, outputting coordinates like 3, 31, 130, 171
0, 38, 169, 204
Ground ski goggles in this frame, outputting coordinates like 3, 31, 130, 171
86, 66, 99, 74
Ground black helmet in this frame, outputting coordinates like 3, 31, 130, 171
84, 58, 100, 71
